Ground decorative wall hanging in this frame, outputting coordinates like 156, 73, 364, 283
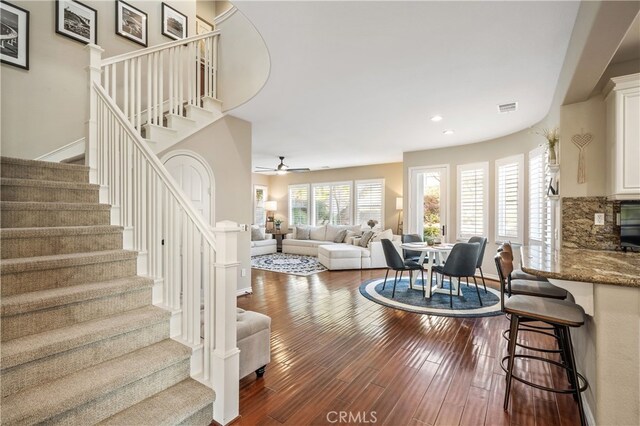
571, 132, 592, 184
161, 2, 187, 40
116, 0, 147, 47
0, 0, 29, 70
56, 0, 97, 45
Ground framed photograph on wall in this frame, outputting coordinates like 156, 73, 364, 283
0, 0, 29, 70
195, 15, 213, 35
55, 0, 97, 45
116, 0, 147, 47
161, 2, 187, 40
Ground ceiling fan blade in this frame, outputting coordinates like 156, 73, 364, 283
254, 166, 275, 170
288, 168, 311, 172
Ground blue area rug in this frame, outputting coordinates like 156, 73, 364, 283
251, 253, 327, 276
359, 276, 502, 318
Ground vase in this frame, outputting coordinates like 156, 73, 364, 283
548, 145, 557, 165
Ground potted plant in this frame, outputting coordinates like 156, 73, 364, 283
535, 127, 560, 164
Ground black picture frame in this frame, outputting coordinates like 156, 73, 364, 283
0, 0, 29, 70
55, 0, 97, 45
116, 0, 147, 47
161, 2, 187, 40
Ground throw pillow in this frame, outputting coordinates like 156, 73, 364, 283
250, 226, 265, 241
333, 229, 348, 243
359, 230, 375, 248
295, 226, 310, 240
309, 225, 326, 241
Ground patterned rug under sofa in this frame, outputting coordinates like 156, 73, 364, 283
251, 253, 328, 276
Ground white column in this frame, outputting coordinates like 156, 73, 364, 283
211, 220, 241, 425
85, 44, 104, 185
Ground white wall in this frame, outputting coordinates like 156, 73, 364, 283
159, 115, 253, 293
1, 0, 199, 159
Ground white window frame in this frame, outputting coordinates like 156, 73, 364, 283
495, 154, 525, 244
253, 185, 268, 227
288, 184, 310, 226
354, 178, 385, 228
457, 162, 489, 241
311, 181, 353, 226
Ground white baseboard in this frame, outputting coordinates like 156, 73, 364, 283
35, 138, 85, 162
237, 287, 253, 297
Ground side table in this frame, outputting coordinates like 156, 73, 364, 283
267, 231, 286, 252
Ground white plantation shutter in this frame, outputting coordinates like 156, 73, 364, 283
496, 155, 524, 242
312, 182, 352, 225
529, 148, 545, 243
355, 179, 384, 226
457, 163, 488, 239
288, 184, 310, 226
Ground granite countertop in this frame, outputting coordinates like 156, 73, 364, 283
520, 246, 640, 287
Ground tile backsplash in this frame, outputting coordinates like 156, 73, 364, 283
562, 197, 620, 250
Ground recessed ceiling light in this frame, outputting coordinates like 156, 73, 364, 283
443, 129, 454, 135
430, 115, 443, 122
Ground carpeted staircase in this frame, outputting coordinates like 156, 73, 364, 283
0, 156, 214, 425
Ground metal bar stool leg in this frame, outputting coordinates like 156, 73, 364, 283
563, 327, 587, 426
504, 315, 520, 409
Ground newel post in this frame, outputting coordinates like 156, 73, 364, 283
85, 44, 104, 184
211, 220, 241, 425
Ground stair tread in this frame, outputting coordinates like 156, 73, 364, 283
0, 177, 99, 189
1, 156, 89, 172
1, 305, 169, 368
1, 249, 137, 274
1, 339, 190, 425
1, 225, 123, 238
0, 201, 111, 210
2, 276, 153, 316
99, 378, 214, 426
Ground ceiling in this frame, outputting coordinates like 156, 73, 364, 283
232, 1, 580, 172
610, 13, 640, 65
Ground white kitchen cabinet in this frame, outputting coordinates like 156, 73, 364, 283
605, 73, 640, 200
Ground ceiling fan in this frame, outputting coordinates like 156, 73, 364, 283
255, 156, 310, 175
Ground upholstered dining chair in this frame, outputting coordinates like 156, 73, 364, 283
381, 238, 426, 298
401, 234, 425, 263
430, 242, 482, 308
468, 236, 488, 293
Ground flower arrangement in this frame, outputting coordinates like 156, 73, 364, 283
367, 219, 378, 229
274, 219, 282, 230
535, 127, 560, 164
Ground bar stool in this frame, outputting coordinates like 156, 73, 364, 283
502, 295, 589, 426
499, 242, 549, 282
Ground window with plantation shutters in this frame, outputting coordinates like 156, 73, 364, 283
312, 182, 352, 225
288, 184, 310, 226
496, 154, 524, 243
529, 148, 546, 244
355, 179, 385, 227
457, 163, 488, 239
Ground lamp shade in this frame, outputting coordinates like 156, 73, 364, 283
396, 197, 403, 210
264, 201, 277, 211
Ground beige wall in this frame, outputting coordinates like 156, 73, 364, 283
159, 115, 253, 293
0, 0, 201, 159
262, 162, 403, 232
559, 95, 607, 197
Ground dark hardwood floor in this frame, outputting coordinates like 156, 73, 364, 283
236, 268, 581, 426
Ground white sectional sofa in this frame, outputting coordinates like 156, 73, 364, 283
282, 224, 401, 269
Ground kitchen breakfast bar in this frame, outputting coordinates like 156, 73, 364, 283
520, 246, 640, 426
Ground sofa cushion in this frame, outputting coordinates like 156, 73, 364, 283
360, 230, 375, 247
250, 226, 266, 241
282, 239, 332, 248
318, 244, 362, 259
253, 239, 276, 248
295, 226, 310, 240
372, 228, 394, 242
334, 229, 348, 243
309, 225, 326, 241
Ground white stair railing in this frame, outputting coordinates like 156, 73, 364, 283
99, 31, 219, 133
85, 39, 239, 426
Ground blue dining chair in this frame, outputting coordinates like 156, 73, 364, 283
381, 238, 426, 298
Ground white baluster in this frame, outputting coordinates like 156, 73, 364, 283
111, 64, 116, 102
136, 57, 141, 131
159, 50, 164, 125
196, 41, 201, 107
123, 60, 129, 120
213, 34, 218, 99
169, 48, 174, 115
